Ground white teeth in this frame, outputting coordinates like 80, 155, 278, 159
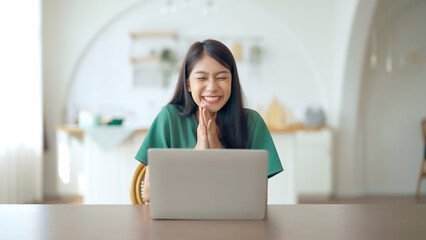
203, 96, 220, 102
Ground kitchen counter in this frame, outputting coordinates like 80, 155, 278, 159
56, 124, 328, 134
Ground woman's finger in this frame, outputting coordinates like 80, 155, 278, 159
195, 104, 210, 149
203, 107, 211, 126
199, 105, 205, 126
207, 119, 223, 149
208, 119, 218, 137
207, 119, 213, 142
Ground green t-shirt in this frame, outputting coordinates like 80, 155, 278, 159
135, 104, 283, 178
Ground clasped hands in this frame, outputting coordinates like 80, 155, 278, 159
194, 102, 224, 149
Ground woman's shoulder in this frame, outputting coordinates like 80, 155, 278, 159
153, 104, 179, 121
244, 108, 263, 121
244, 108, 265, 126
162, 104, 180, 114
159, 103, 186, 114
158, 104, 189, 119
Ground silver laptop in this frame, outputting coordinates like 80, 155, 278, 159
148, 149, 268, 220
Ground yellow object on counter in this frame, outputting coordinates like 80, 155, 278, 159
265, 98, 286, 129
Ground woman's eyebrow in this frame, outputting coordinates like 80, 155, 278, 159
194, 70, 230, 74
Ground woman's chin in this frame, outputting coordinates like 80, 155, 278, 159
205, 104, 223, 113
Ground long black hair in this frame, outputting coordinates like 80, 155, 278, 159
169, 39, 248, 149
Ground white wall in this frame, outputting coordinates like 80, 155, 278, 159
334, 0, 426, 197
251, 0, 337, 122
334, 0, 378, 197
361, 0, 426, 195
66, 0, 324, 128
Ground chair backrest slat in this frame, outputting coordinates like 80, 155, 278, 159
130, 163, 146, 205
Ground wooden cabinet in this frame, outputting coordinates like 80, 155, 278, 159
294, 130, 332, 197
271, 129, 333, 200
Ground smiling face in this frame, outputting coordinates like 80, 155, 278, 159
187, 54, 232, 113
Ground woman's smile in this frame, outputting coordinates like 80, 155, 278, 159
202, 96, 222, 104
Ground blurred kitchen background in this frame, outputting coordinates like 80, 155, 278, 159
1, 0, 425, 204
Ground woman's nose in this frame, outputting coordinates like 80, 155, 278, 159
206, 78, 218, 90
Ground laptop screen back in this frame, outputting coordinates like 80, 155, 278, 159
148, 149, 268, 220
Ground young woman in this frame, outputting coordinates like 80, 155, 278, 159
135, 39, 283, 203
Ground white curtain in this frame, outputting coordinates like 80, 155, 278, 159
0, 0, 43, 203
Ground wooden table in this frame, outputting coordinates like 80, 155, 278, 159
1, 204, 425, 240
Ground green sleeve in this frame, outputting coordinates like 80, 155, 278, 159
135, 107, 171, 165
248, 113, 283, 178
